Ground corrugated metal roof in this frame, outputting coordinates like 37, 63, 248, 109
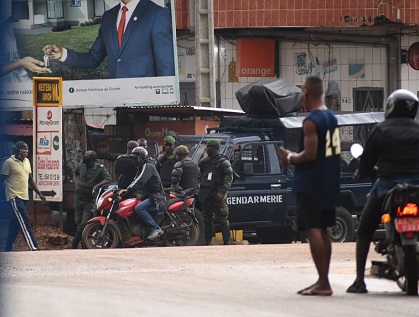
115, 105, 245, 114
280, 112, 385, 129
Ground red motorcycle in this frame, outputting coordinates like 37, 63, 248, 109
82, 185, 204, 248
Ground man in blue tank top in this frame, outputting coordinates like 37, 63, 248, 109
280, 76, 340, 296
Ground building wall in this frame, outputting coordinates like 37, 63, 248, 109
218, 37, 388, 111
213, 0, 419, 28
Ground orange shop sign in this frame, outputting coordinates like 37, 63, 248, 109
236, 39, 275, 77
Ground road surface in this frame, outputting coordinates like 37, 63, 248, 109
0, 243, 417, 317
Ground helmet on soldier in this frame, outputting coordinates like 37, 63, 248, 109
175, 145, 189, 156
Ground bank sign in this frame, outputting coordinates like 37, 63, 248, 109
33, 77, 63, 202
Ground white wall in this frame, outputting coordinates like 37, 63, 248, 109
84, 107, 116, 127
217, 38, 388, 111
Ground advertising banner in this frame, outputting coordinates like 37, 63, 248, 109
33, 77, 63, 202
0, 0, 179, 111
236, 39, 276, 77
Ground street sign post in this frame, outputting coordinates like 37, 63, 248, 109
33, 77, 63, 228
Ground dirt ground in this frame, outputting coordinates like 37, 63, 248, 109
13, 225, 73, 251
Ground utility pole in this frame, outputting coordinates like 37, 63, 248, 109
195, 0, 215, 107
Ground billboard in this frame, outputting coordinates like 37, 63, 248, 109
0, 0, 179, 111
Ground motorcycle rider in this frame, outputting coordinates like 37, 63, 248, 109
347, 89, 419, 294
120, 146, 166, 240
156, 135, 178, 194
171, 145, 200, 194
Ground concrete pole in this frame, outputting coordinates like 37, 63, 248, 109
195, 0, 216, 107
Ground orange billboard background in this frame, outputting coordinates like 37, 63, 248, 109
236, 39, 276, 77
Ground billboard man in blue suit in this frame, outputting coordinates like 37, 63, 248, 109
43, 0, 175, 79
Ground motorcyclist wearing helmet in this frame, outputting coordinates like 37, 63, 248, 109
120, 146, 166, 240
170, 145, 200, 194
1, 141, 46, 251
347, 89, 419, 294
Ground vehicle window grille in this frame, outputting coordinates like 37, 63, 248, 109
267, 144, 281, 174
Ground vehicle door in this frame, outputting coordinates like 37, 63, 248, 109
227, 141, 290, 226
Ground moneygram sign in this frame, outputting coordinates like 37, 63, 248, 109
33, 77, 63, 202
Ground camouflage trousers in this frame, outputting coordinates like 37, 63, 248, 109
201, 198, 230, 244
74, 196, 96, 238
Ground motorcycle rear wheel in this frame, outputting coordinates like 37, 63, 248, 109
162, 212, 199, 247
82, 222, 120, 249
404, 245, 418, 295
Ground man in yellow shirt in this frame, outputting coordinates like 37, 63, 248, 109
1, 141, 46, 251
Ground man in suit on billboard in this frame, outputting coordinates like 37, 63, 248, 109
43, 0, 175, 78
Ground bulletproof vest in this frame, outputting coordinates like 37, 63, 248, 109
179, 161, 200, 194
200, 156, 226, 189
115, 155, 138, 189
159, 155, 178, 187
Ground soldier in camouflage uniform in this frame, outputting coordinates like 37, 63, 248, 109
198, 139, 233, 245
72, 151, 111, 248
156, 135, 178, 194
171, 145, 200, 194
114, 140, 139, 189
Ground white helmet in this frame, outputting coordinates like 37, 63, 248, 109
131, 146, 148, 161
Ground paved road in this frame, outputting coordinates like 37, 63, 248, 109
0, 243, 417, 317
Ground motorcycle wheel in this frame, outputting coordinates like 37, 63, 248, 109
195, 208, 206, 246
162, 212, 199, 247
404, 245, 418, 295
82, 222, 120, 249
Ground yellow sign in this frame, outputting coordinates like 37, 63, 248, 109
33, 77, 62, 107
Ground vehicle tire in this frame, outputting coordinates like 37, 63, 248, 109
256, 227, 295, 244
162, 212, 199, 246
82, 222, 120, 249
404, 245, 418, 295
194, 208, 206, 246
328, 207, 355, 243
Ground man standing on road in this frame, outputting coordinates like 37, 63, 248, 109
72, 150, 111, 249
198, 139, 233, 245
1, 141, 46, 251
171, 145, 200, 194
279, 76, 340, 296
347, 89, 419, 294
115, 140, 139, 189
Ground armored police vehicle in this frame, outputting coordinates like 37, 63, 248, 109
178, 112, 384, 244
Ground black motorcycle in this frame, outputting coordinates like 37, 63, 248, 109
372, 183, 419, 295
